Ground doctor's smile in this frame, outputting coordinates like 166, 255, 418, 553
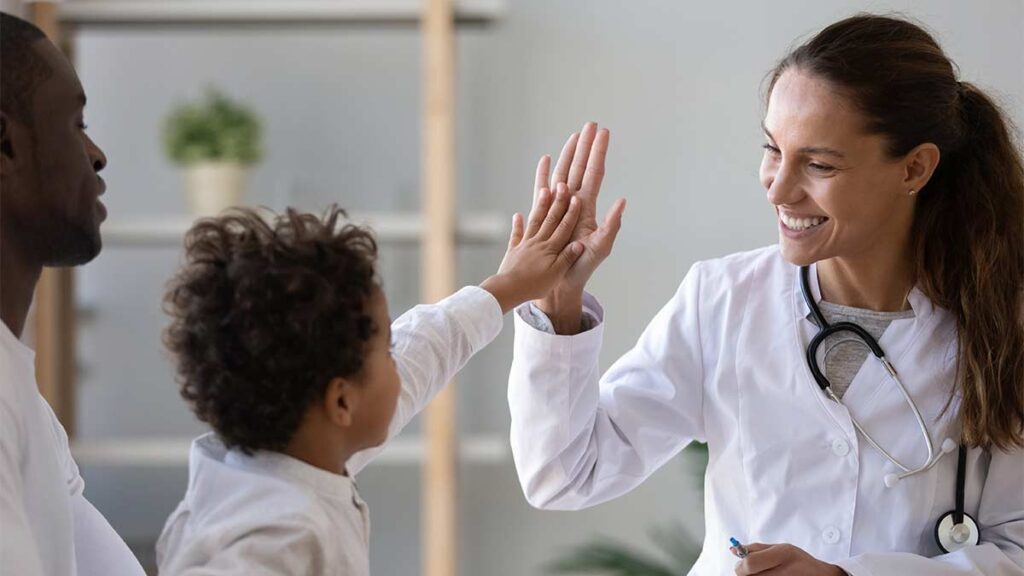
510, 13, 1023, 576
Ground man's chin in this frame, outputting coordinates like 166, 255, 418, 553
46, 227, 102, 267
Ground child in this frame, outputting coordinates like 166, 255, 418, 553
155, 185, 588, 575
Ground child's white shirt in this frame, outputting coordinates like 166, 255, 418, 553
156, 285, 503, 575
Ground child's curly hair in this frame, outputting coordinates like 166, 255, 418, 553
163, 206, 379, 454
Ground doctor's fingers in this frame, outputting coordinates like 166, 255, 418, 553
733, 543, 796, 576
551, 131, 581, 189
578, 128, 610, 209
533, 155, 551, 206
536, 185, 575, 241
588, 198, 626, 258
567, 122, 599, 192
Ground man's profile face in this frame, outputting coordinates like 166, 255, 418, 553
2, 38, 108, 267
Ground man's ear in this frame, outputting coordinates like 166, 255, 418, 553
0, 113, 16, 171
324, 376, 360, 429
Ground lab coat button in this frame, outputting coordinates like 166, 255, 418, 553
831, 439, 850, 457
823, 527, 841, 544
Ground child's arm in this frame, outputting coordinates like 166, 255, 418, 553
346, 183, 584, 474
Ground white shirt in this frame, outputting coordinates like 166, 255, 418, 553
509, 245, 1024, 576
157, 285, 503, 575
0, 322, 145, 576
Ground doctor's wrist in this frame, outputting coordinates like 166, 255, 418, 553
534, 290, 584, 335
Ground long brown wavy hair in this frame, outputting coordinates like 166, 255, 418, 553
768, 15, 1024, 450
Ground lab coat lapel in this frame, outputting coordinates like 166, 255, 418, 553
794, 266, 958, 473
791, 262, 859, 442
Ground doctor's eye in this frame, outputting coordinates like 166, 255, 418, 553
808, 162, 836, 174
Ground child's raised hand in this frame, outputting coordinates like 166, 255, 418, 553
480, 184, 584, 314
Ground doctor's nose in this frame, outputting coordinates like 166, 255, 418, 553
764, 166, 804, 207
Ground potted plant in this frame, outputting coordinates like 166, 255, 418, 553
163, 89, 262, 217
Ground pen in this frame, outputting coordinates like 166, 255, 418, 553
729, 537, 749, 559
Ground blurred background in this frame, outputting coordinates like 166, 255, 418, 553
4, 0, 1022, 574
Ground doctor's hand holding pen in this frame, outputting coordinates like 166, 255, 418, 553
531, 121, 627, 335
730, 542, 847, 576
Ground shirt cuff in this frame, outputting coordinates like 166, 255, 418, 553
517, 292, 603, 334
438, 285, 505, 351
834, 557, 869, 576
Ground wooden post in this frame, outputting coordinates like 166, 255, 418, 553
29, 1, 78, 434
422, 0, 457, 575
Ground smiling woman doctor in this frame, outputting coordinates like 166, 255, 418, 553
508, 14, 1024, 576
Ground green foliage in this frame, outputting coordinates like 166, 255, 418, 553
546, 524, 701, 576
164, 89, 262, 165
546, 443, 708, 576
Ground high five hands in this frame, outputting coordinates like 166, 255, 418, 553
534, 122, 626, 334
480, 122, 625, 322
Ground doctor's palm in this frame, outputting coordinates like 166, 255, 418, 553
536, 122, 626, 299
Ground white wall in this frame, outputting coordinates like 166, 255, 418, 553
71, 1, 1023, 574
0, 0, 24, 17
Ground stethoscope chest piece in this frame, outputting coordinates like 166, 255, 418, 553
935, 510, 980, 553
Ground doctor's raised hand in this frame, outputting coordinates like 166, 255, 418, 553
531, 122, 626, 334
480, 181, 586, 314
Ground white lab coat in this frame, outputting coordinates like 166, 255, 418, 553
157, 286, 503, 575
509, 245, 1024, 576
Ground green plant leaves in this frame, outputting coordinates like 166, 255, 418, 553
164, 89, 262, 165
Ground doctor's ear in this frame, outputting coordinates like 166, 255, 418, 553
324, 376, 361, 428
901, 142, 941, 195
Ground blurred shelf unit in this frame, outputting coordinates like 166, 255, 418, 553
101, 212, 508, 247
34, 2, 498, 574
58, 0, 504, 25
72, 434, 508, 467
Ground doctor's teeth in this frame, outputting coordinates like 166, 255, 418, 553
781, 213, 826, 231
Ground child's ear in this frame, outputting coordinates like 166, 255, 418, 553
324, 376, 360, 428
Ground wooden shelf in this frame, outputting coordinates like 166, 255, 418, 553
100, 212, 508, 246
72, 434, 507, 467
58, 0, 504, 25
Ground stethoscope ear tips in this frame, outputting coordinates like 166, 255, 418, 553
940, 438, 957, 454
883, 473, 901, 488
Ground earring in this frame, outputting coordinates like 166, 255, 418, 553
908, 189, 917, 196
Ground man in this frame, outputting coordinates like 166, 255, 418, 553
1, 11, 144, 575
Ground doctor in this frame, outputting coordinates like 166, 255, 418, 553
509, 14, 1023, 576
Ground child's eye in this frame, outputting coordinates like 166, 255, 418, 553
762, 143, 781, 155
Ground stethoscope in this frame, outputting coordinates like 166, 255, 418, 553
799, 266, 979, 553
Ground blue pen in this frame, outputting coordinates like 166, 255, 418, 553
729, 537, 749, 558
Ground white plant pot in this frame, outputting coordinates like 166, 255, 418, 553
184, 162, 247, 217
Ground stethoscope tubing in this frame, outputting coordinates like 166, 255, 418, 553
797, 265, 977, 551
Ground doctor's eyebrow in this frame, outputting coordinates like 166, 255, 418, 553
761, 122, 847, 159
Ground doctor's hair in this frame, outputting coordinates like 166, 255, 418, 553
767, 14, 1024, 450
0, 12, 54, 125
163, 206, 380, 455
